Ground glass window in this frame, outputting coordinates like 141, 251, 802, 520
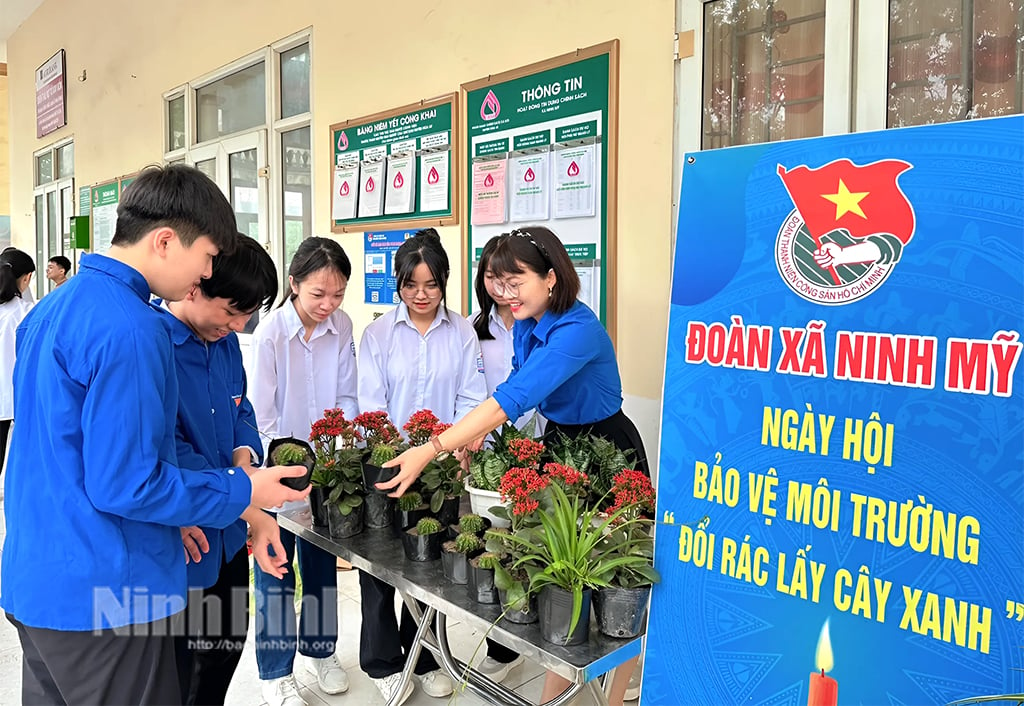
195, 62, 266, 143
888, 0, 1023, 127
229, 148, 260, 239
280, 44, 311, 118
56, 142, 74, 179
35, 152, 53, 186
167, 95, 186, 151
195, 158, 217, 182
703, 0, 826, 148
34, 194, 44, 299
282, 126, 311, 266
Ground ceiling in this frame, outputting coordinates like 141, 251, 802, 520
0, 0, 46, 57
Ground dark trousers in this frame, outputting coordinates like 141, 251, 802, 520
174, 545, 251, 705
8, 612, 181, 705
359, 571, 440, 679
486, 638, 519, 663
0, 418, 11, 474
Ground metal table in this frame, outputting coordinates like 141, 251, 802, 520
278, 507, 642, 706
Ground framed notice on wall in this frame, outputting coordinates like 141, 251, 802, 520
462, 41, 619, 337
90, 180, 119, 255
330, 94, 458, 233
36, 49, 66, 139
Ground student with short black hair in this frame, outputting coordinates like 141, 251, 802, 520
46, 254, 71, 288
164, 235, 280, 705
1, 164, 310, 706
0, 248, 34, 475
249, 236, 358, 706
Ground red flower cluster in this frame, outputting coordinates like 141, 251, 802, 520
353, 411, 400, 447
499, 466, 549, 517
542, 462, 589, 489
608, 469, 656, 516
507, 438, 545, 467
310, 408, 358, 442
404, 409, 445, 445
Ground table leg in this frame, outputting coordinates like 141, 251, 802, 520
387, 600, 436, 706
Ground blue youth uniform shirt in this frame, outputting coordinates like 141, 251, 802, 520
160, 305, 262, 590
493, 300, 622, 426
0, 254, 252, 630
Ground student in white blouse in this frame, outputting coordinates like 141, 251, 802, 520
249, 237, 357, 706
357, 229, 486, 705
0, 248, 34, 475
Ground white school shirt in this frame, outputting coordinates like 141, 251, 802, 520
468, 307, 544, 433
0, 296, 33, 420
249, 300, 359, 456
358, 303, 487, 430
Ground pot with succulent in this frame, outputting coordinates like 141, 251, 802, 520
593, 470, 661, 639
354, 411, 402, 528
440, 531, 482, 584
500, 480, 658, 646
447, 512, 491, 541
466, 551, 501, 604
467, 420, 543, 528
391, 490, 431, 538
405, 410, 462, 526
402, 516, 445, 562
267, 438, 316, 492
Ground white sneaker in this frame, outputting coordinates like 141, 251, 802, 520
624, 672, 642, 701
261, 675, 308, 706
477, 654, 525, 683
372, 673, 415, 706
418, 669, 455, 697
309, 654, 350, 695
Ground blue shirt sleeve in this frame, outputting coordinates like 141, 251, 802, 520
79, 327, 251, 529
492, 317, 598, 422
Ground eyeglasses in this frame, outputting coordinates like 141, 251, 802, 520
400, 282, 442, 298
491, 279, 521, 297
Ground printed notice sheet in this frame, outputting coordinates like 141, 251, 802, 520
553, 145, 596, 218
509, 153, 550, 222
471, 159, 508, 226
358, 161, 386, 218
419, 152, 450, 212
384, 155, 416, 215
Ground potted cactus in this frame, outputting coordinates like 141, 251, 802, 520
447, 512, 491, 540
354, 411, 402, 493
392, 490, 430, 538
440, 531, 482, 584
402, 516, 445, 562
467, 551, 501, 604
267, 438, 315, 491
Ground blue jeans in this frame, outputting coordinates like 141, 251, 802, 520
253, 528, 339, 680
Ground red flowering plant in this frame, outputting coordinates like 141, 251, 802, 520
467, 416, 542, 492
597, 469, 660, 588
309, 409, 364, 516
542, 462, 590, 502
354, 411, 402, 466
408, 409, 464, 513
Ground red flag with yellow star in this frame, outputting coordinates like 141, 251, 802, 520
777, 159, 915, 245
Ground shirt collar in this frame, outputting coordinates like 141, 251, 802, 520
531, 307, 565, 343
283, 298, 338, 340
395, 302, 450, 333
153, 299, 197, 346
488, 306, 512, 336
79, 253, 150, 302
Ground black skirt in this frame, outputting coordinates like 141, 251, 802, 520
543, 408, 650, 476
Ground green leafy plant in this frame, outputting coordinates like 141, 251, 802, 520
398, 491, 424, 512
415, 517, 443, 536
354, 411, 402, 466
500, 482, 657, 638
454, 531, 483, 554
458, 514, 485, 534
309, 409, 364, 516
546, 431, 635, 504
601, 469, 661, 588
468, 416, 540, 492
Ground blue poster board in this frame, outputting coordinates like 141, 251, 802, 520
364, 229, 414, 305
644, 116, 1024, 705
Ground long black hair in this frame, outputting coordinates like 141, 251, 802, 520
282, 237, 352, 305
394, 228, 450, 309
472, 235, 503, 341
0, 249, 36, 305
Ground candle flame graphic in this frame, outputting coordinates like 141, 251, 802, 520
480, 90, 501, 121
814, 619, 834, 673
428, 167, 439, 184
337, 131, 349, 151
394, 172, 404, 188
340, 181, 349, 196
365, 177, 375, 192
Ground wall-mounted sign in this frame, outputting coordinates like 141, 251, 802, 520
36, 49, 66, 138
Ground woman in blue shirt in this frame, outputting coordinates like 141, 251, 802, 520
358, 228, 487, 706
380, 225, 647, 705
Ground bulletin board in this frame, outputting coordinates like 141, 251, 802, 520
461, 41, 619, 338
89, 172, 139, 254
329, 93, 458, 233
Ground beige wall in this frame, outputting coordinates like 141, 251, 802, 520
6, 0, 675, 430
0, 67, 8, 218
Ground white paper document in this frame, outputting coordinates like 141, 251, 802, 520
419, 152, 450, 212
332, 164, 360, 221
553, 145, 596, 219
358, 161, 386, 218
384, 155, 416, 215
509, 153, 550, 222
471, 159, 508, 226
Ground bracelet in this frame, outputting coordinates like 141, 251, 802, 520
430, 435, 445, 456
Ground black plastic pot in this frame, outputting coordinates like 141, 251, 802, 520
447, 517, 493, 540
436, 496, 460, 527
594, 585, 651, 639
308, 486, 329, 527
538, 585, 592, 646
327, 502, 364, 540
392, 506, 430, 538
267, 437, 315, 491
402, 529, 443, 561
498, 588, 539, 625
363, 492, 394, 529
440, 546, 470, 584
467, 560, 499, 604
362, 458, 399, 493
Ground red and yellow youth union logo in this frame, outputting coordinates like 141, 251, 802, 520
775, 158, 915, 305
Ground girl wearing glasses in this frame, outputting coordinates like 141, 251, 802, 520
379, 225, 647, 706
357, 228, 487, 705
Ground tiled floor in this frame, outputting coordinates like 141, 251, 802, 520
0, 500, 628, 705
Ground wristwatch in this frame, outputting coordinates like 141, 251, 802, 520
430, 435, 446, 457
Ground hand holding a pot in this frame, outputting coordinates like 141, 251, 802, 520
242, 507, 290, 579
249, 465, 312, 508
